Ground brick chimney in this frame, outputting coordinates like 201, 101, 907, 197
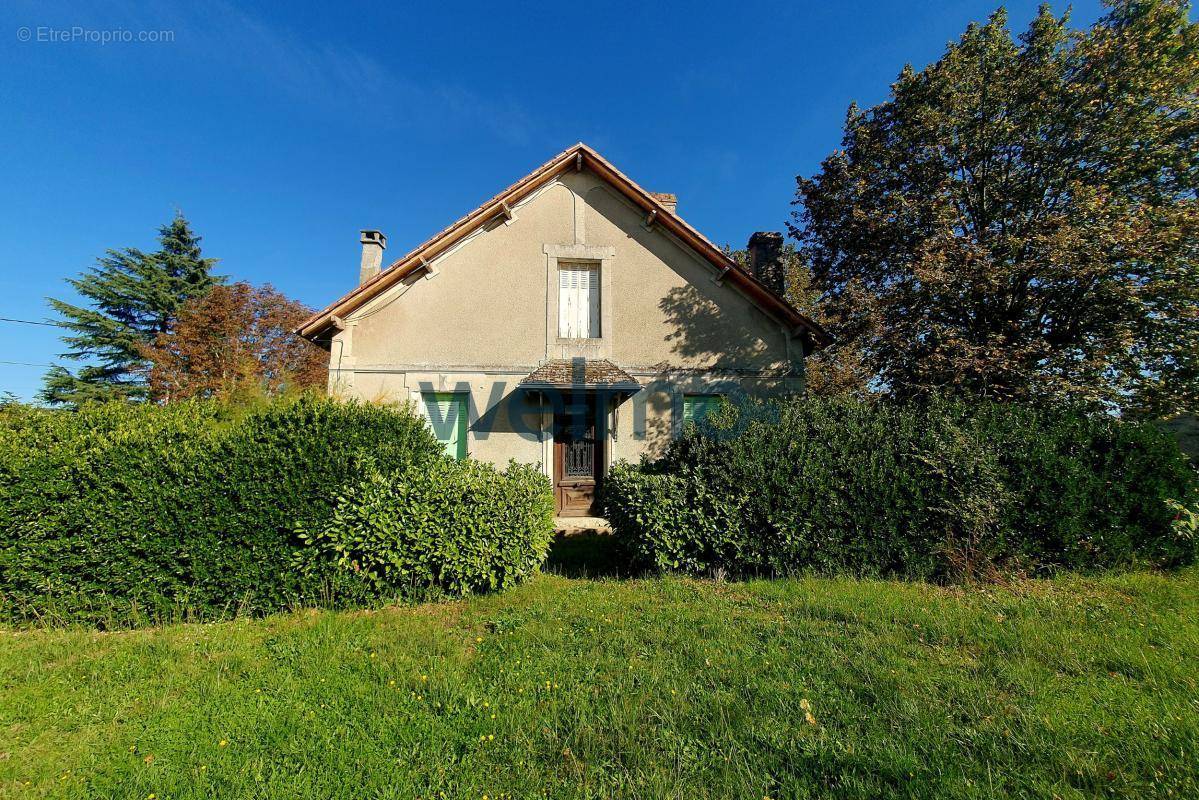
651, 192, 677, 214
747, 231, 785, 296
359, 230, 387, 285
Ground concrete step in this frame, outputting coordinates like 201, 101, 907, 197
553, 516, 612, 534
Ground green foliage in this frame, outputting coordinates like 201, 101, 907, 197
0, 396, 444, 625
41, 214, 223, 406
603, 465, 746, 574
792, 1, 1199, 414
605, 397, 1198, 580
4, 570, 1199, 798
300, 459, 555, 600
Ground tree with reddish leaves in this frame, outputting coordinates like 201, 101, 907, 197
141, 282, 326, 402
792, 1, 1199, 416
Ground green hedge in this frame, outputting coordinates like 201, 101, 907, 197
299, 459, 555, 599
0, 397, 445, 626
605, 398, 1198, 580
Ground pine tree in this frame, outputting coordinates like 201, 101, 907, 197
40, 214, 222, 406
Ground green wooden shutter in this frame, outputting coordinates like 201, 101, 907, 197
422, 392, 467, 459
682, 394, 722, 426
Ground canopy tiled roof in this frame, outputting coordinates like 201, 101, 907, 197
518, 359, 640, 390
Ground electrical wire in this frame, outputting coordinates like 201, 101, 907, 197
0, 317, 62, 327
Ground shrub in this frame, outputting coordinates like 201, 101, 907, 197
604, 463, 747, 574
604, 398, 1198, 580
299, 459, 554, 599
0, 396, 444, 625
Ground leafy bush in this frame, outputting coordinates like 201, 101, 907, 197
0, 396, 444, 625
299, 459, 554, 599
604, 398, 1198, 580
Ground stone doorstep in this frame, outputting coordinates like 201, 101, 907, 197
553, 516, 612, 534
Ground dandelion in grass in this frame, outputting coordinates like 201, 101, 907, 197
799, 698, 817, 726
219, 739, 229, 748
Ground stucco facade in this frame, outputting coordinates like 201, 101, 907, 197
300, 144, 827, 512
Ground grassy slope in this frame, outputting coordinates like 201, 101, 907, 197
2, 570, 1198, 800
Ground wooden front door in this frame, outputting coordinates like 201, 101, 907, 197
553, 395, 603, 516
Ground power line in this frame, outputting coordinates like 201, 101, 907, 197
0, 311, 63, 326
0, 318, 62, 368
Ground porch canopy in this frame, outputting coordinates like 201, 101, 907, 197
518, 358, 640, 395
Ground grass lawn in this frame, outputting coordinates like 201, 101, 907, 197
3, 565, 1198, 799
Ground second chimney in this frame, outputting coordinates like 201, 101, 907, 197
651, 192, 677, 214
747, 231, 785, 296
359, 230, 387, 285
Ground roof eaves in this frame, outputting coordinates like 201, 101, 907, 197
297, 142, 833, 349
295, 143, 584, 338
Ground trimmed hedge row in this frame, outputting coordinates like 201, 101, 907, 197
299, 459, 555, 599
605, 398, 1198, 580
0, 397, 552, 626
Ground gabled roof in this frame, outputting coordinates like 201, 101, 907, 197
296, 142, 831, 349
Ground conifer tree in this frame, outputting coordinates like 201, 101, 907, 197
41, 214, 222, 406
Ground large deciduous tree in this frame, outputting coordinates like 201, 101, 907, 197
41, 214, 222, 406
791, 1, 1199, 415
140, 281, 327, 402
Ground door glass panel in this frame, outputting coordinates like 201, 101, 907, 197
557, 397, 597, 479
564, 436, 594, 477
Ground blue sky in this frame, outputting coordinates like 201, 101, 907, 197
1, 0, 1112, 400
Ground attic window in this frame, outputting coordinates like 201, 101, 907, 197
558, 262, 600, 339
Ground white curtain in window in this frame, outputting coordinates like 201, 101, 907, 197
558, 264, 599, 338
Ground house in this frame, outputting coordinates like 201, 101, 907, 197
297, 143, 830, 516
